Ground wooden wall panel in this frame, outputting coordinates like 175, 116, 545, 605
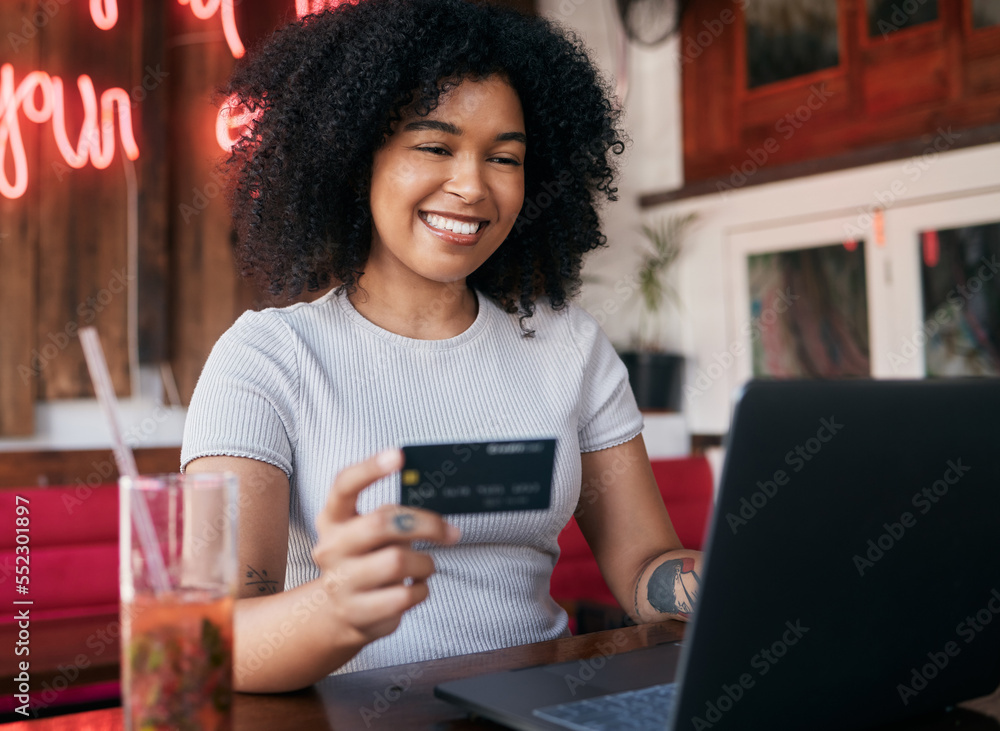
967, 54, 1000, 96
35, 0, 133, 399
0, 447, 180, 487
167, 2, 323, 404
682, 0, 738, 165
166, 3, 276, 405
861, 28, 949, 116
0, 1, 40, 436
136, 0, 170, 364
680, 0, 1000, 186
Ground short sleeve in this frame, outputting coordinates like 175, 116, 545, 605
570, 306, 644, 452
181, 310, 299, 478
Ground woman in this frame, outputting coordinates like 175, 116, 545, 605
182, 0, 702, 693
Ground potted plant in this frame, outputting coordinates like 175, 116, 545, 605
617, 213, 696, 412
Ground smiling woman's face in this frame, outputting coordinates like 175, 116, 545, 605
366, 75, 526, 287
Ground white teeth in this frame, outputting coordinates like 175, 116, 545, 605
423, 213, 482, 235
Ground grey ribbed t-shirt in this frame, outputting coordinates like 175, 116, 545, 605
181, 289, 643, 674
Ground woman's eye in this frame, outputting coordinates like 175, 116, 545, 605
491, 157, 522, 167
419, 146, 449, 156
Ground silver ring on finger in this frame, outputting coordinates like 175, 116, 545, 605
393, 512, 416, 534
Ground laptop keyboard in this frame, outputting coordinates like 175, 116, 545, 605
532, 682, 678, 731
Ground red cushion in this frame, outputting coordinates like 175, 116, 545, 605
651, 456, 714, 552
550, 457, 714, 609
0, 484, 119, 619
0, 484, 121, 697
0, 484, 118, 548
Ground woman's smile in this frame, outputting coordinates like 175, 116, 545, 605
419, 211, 490, 246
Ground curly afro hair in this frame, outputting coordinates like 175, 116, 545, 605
225, 0, 626, 326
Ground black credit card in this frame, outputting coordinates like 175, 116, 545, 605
400, 439, 556, 514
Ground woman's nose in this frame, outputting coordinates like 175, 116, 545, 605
443, 157, 487, 204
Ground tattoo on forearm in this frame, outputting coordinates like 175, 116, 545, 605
646, 558, 700, 619
245, 565, 279, 594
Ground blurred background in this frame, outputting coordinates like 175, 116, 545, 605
1, 0, 998, 483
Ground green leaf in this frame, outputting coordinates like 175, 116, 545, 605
201, 618, 227, 669
628, 212, 696, 350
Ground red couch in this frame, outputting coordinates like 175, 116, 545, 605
0, 484, 120, 717
550, 456, 714, 632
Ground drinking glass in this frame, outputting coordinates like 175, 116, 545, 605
119, 472, 238, 731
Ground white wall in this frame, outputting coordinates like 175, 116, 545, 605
538, 0, 692, 457
539, 0, 684, 351
0, 366, 186, 453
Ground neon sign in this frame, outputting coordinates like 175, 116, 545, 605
0, 64, 139, 199
86, 1, 343, 60
1, 1, 347, 199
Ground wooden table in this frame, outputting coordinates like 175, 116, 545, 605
7, 620, 1000, 730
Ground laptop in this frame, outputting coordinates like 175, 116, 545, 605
435, 379, 1000, 730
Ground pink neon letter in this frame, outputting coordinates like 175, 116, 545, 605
52, 76, 99, 168
216, 94, 261, 152
178, 0, 245, 58
90, 0, 119, 30
1, 65, 35, 199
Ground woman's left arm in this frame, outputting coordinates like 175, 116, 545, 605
576, 434, 704, 624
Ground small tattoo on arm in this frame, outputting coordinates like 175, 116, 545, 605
647, 558, 701, 619
245, 565, 280, 594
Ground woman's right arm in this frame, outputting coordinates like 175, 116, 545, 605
186, 450, 459, 693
